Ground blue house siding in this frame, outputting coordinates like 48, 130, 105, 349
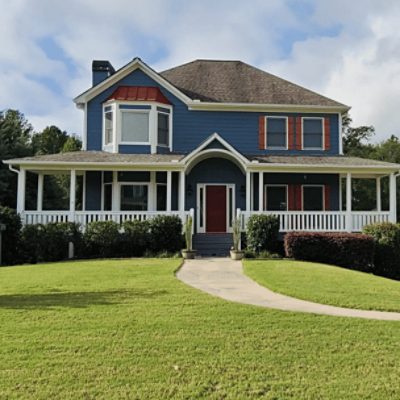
85, 171, 102, 210
87, 69, 340, 155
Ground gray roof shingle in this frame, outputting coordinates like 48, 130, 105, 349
161, 60, 348, 108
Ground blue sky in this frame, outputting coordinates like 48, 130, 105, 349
1, 0, 400, 141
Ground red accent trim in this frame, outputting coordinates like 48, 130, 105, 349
296, 117, 302, 150
288, 184, 302, 211
324, 185, 330, 210
259, 116, 266, 149
288, 117, 295, 150
107, 86, 171, 105
324, 117, 330, 150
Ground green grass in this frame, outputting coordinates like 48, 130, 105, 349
244, 259, 400, 312
0, 259, 400, 399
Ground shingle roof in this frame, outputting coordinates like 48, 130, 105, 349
161, 60, 348, 108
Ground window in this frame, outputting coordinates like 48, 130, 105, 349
121, 111, 149, 143
156, 184, 167, 211
265, 185, 287, 211
266, 117, 287, 149
103, 183, 112, 211
104, 111, 113, 145
303, 118, 323, 149
303, 185, 324, 211
120, 184, 148, 211
158, 113, 169, 147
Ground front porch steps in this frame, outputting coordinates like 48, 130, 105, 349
193, 233, 233, 257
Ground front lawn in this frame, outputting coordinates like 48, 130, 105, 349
244, 259, 400, 312
1, 259, 400, 399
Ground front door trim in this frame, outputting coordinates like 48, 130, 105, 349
196, 183, 235, 234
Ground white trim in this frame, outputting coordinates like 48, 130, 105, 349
196, 184, 205, 233
16, 168, 26, 214
301, 117, 324, 150
301, 184, 325, 211
339, 176, 342, 211
265, 116, 289, 150
82, 171, 86, 211
112, 171, 119, 211
264, 184, 288, 211
166, 171, 172, 212
246, 172, 251, 211
37, 173, 44, 211
156, 109, 173, 151
376, 177, 382, 212
102, 103, 116, 152
83, 103, 87, 150
258, 172, 263, 211
338, 113, 343, 155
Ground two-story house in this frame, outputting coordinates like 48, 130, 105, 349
6, 57, 400, 246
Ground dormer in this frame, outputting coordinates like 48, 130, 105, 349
102, 86, 173, 154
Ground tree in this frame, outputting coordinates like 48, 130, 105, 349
62, 136, 82, 152
31, 125, 69, 155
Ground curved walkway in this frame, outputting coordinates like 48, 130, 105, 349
177, 258, 400, 321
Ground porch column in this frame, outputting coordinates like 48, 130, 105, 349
16, 168, 26, 214
112, 171, 119, 211
37, 173, 44, 211
246, 172, 251, 211
69, 169, 76, 221
345, 172, 352, 232
149, 171, 156, 211
166, 170, 172, 212
179, 170, 185, 213
389, 172, 397, 223
258, 172, 264, 211
376, 177, 381, 212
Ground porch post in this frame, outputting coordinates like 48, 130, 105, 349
16, 168, 26, 214
376, 177, 381, 212
166, 170, 172, 212
37, 173, 44, 211
345, 172, 352, 232
179, 170, 185, 213
149, 171, 156, 211
258, 171, 264, 211
112, 171, 119, 211
246, 172, 251, 211
69, 169, 76, 222
389, 172, 397, 223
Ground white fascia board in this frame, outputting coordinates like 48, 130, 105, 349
73, 58, 192, 105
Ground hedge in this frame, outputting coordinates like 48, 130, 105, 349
0, 206, 22, 265
284, 232, 375, 272
246, 214, 280, 254
363, 222, 400, 280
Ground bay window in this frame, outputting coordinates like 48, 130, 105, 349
104, 109, 113, 145
157, 112, 169, 147
121, 111, 150, 143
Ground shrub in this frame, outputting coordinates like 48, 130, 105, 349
121, 220, 150, 257
246, 214, 280, 254
0, 206, 22, 265
363, 222, 400, 279
149, 215, 183, 253
84, 221, 121, 258
284, 232, 375, 272
21, 222, 82, 263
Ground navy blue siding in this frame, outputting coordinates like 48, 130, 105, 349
85, 171, 102, 210
87, 69, 340, 155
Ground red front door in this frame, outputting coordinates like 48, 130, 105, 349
206, 185, 227, 233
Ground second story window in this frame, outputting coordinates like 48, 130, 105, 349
266, 117, 287, 149
157, 112, 169, 147
104, 109, 113, 145
303, 118, 323, 149
121, 111, 150, 144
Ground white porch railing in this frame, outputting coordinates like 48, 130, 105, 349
238, 210, 391, 232
21, 209, 195, 232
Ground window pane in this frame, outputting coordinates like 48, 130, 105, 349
303, 186, 323, 211
121, 112, 149, 143
104, 112, 113, 145
158, 113, 169, 146
303, 119, 323, 148
157, 184, 167, 211
104, 184, 112, 211
266, 186, 287, 211
267, 118, 286, 148
120, 185, 148, 211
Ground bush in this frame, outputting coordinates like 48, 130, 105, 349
0, 206, 22, 265
83, 221, 121, 258
21, 222, 82, 263
149, 215, 183, 253
246, 214, 280, 254
363, 222, 400, 279
121, 220, 150, 257
284, 232, 375, 272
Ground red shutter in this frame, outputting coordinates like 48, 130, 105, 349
259, 116, 266, 149
288, 117, 295, 150
324, 185, 330, 211
288, 184, 302, 210
296, 117, 302, 150
324, 117, 330, 151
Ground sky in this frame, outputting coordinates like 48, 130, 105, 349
1, 0, 400, 142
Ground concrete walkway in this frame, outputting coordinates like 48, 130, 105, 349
177, 258, 400, 321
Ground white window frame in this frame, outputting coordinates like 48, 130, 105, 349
119, 109, 151, 146
102, 103, 117, 153
119, 182, 151, 211
157, 110, 172, 148
264, 184, 288, 211
301, 184, 325, 211
301, 117, 324, 150
265, 116, 289, 150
